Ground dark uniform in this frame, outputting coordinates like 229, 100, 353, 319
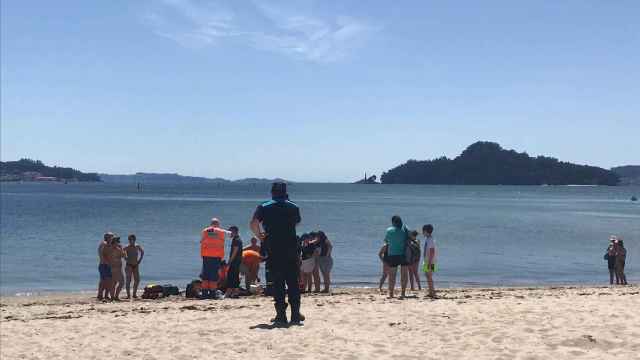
253, 196, 302, 322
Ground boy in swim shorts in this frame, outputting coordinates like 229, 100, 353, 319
124, 234, 144, 299
422, 224, 437, 298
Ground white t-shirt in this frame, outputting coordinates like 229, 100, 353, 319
424, 236, 437, 264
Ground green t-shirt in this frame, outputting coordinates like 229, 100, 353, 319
384, 226, 407, 256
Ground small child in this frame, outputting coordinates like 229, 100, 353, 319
422, 224, 437, 298
408, 230, 421, 291
378, 244, 390, 294
123, 234, 144, 299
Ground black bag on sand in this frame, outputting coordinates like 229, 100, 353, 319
142, 284, 164, 299
161, 284, 179, 297
141, 284, 180, 299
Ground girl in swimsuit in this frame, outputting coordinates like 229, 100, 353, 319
124, 234, 144, 299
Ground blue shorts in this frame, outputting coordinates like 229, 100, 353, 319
201, 257, 221, 281
99, 264, 112, 280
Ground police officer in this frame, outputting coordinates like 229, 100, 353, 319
250, 182, 304, 325
200, 218, 230, 299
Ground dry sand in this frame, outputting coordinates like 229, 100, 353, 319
1, 286, 639, 360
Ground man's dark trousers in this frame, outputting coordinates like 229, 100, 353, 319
270, 259, 301, 315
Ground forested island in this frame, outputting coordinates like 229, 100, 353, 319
611, 166, 640, 186
380, 142, 620, 186
0, 159, 101, 182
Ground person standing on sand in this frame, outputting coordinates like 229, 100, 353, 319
384, 215, 410, 298
378, 243, 390, 293
422, 224, 437, 298
200, 218, 231, 299
124, 234, 144, 299
605, 237, 617, 285
109, 236, 125, 301
98, 232, 114, 301
315, 231, 333, 293
614, 239, 628, 285
408, 230, 422, 291
250, 182, 304, 325
225, 226, 243, 298
301, 234, 320, 293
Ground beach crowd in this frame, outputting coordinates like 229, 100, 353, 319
95, 182, 630, 325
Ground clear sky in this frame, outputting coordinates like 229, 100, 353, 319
1, 1, 639, 182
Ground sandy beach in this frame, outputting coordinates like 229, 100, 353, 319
1, 286, 638, 360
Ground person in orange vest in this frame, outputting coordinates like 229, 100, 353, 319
200, 218, 231, 299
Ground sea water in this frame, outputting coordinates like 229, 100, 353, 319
1, 182, 638, 295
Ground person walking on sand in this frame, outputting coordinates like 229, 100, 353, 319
315, 231, 333, 293
384, 215, 410, 298
97, 232, 114, 301
250, 182, 304, 325
124, 234, 144, 299
200, 218, 231, 299
422, 224, 438, 298
614, 239, 628, 285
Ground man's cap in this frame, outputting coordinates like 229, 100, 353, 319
271, 182, 287, 195
211, 217, 220, 225
104, 232, 115, 240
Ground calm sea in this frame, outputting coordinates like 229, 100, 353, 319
1, 182, 638, 295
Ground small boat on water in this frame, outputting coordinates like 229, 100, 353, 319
632, 196, 638, 202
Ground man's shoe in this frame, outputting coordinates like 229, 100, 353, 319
290, 312, 305, 325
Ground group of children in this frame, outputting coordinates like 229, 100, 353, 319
605, 236, 628, 285
299, 231, 334, 293
379, 222, 437, 298
97, 232, 144, 301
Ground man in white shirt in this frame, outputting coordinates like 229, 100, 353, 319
422, 224, 437, 298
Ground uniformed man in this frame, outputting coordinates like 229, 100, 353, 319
200, 218, 230, 299
250, 182, 304, 325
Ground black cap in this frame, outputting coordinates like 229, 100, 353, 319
271, 182, 287, 197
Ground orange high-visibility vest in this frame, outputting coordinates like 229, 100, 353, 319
200, 226, 225, 258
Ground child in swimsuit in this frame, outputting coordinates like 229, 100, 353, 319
123, 234, 144, 299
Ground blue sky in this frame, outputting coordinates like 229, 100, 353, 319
1, 0, 639, 182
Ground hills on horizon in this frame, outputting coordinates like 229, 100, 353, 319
380, 141, 621, 186
2, 153, 637, 186
99, 173, 289, 185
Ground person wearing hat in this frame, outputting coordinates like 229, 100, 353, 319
200, 218, 231, 299
250, 182, 304, 325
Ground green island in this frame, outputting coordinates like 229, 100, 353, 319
380, 142, 620, 186
0, 159, 100, 182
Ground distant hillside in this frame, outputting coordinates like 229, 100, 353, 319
100, 173, 289, 185
100, 173, 229, 184
611, 166, 640, 185
0, 159, 100, 182
381, 142, 620, 186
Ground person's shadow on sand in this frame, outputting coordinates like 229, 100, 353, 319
250, 323, 303, 330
